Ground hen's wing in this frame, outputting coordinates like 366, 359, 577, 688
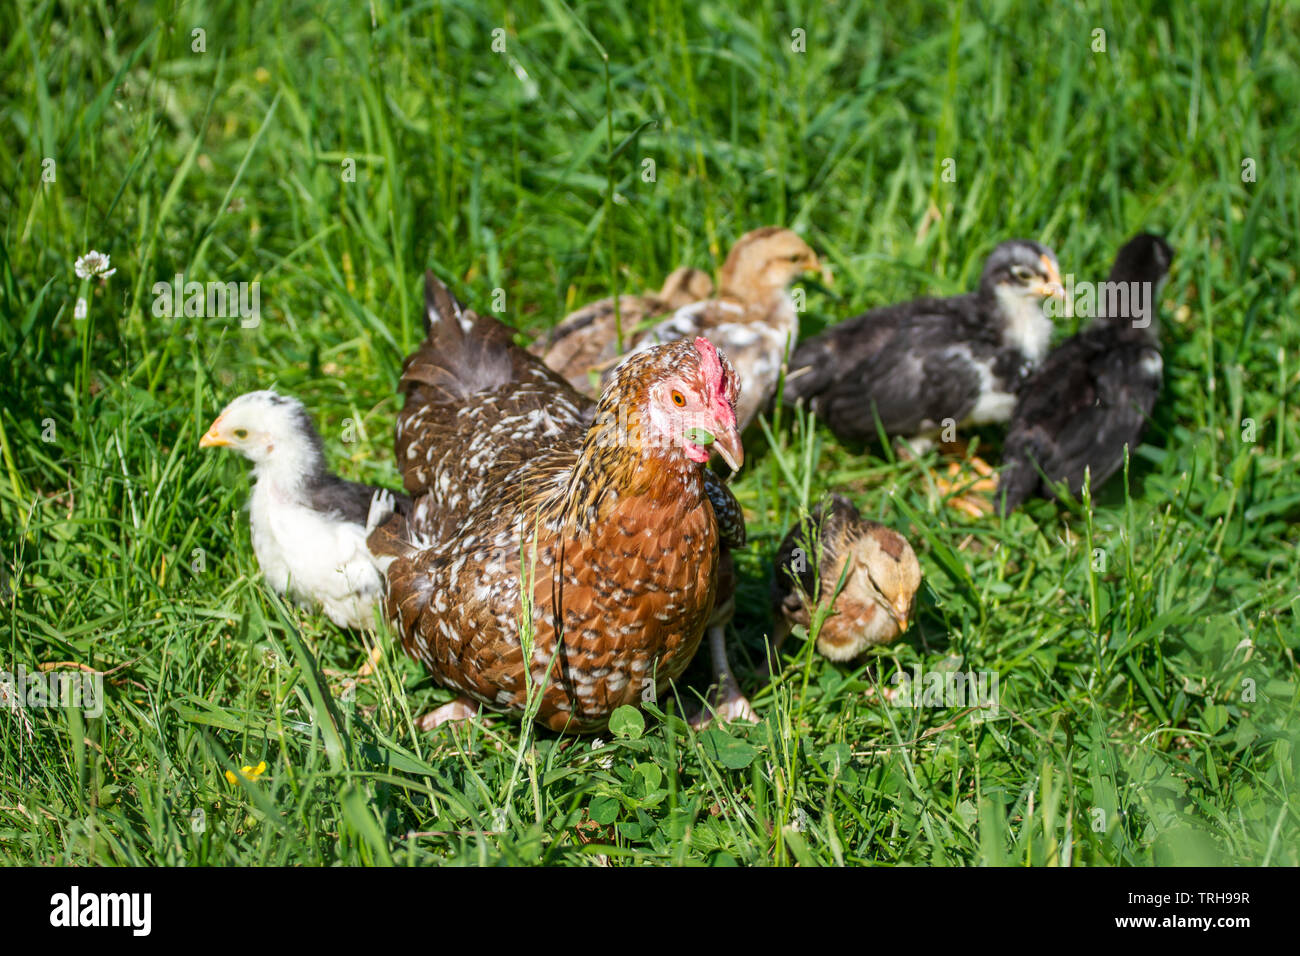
703, 469, 745, 549
373, 274, 588, 560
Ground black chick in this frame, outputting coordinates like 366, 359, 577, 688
782, 240, 1065, 446
997, 233, 1174, 513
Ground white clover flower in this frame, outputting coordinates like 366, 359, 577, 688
74, 297, 88, 320
74, 250, 116, 280
589, 737, 614, 770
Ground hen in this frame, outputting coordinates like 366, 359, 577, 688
370, 275, 745, 733
997, 233, 1174, 513
530, 266, 714, 392
769, 495, 921, 666
536, 228, 825, 432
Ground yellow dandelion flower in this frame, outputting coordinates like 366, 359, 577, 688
224, 761, 268, 785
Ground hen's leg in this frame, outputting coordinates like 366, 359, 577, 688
692, 625, 757, 727
415, 697, 480, 731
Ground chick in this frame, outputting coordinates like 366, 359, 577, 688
541, 228, 827, 433
199, 390, 409, 630
998, 233, 1174, 512
769, 495, 922, 666
617, 227, 827, 431
533, 266, 715, 392
783, 240, 1065, 446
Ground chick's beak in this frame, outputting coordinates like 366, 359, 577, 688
809, 253, 833, 286
1037, 255, 1065, 301
199, 419, 227, 448
893, 598, 913, 633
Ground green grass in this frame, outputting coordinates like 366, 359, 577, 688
2, 0, 1297, 866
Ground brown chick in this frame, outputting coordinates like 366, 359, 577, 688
769, 494, 921, 667
532, 266, 715, 392
543, 228, 826, 432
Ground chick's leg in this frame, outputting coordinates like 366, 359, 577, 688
936, 458, 998, 518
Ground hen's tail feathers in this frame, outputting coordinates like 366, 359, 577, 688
402, 273, 508, 403
423, 272, 469, 337
403, 272, 541, 407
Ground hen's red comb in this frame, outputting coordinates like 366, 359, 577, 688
694, 337, 736, 427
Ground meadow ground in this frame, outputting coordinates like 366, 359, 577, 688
0, 0, 1296, 865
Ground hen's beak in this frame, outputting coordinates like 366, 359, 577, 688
712, 426, 744, 472
199, 419, 227, 448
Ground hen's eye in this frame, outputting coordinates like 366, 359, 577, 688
233, 428, 248, 439
671, 390, 686, 407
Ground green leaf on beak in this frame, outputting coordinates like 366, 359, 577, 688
684, 426, 715, 446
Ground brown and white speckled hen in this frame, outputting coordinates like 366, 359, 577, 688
535, 228, 825, 432
769, 495, 921, 667
530, 266, 714, 392
369, 274, 745, 733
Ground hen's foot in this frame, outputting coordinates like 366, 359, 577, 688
712, 682, 758, 724
690, 624, 758, 728
690, 678, 758, 729
415, 697, 480, 731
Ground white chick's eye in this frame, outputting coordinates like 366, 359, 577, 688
233, 428, 248, 439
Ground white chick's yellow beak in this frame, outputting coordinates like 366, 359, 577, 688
199, 418, 228, 448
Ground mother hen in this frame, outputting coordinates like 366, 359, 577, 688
369, 275, 744, 733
